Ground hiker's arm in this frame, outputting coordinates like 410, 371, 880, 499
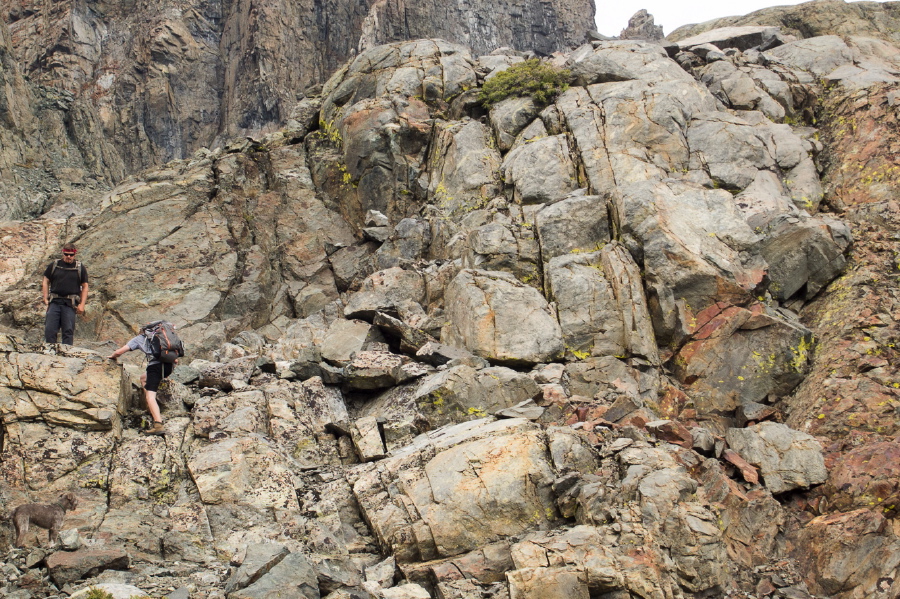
41, 277, 49, 306
107, 344, 132, 361
77, 282, 88, 314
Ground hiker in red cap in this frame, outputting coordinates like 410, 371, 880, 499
42, 243, 89, 345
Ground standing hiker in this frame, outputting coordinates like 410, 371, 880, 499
42, 243, 89, 345
107, 321, 184, 436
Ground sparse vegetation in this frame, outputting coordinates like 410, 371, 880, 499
480, 59, 571, 108
83, 588, 115, 599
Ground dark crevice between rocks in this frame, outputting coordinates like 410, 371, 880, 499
92, 441, 118, 538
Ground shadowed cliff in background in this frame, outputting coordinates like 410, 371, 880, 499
1, 0, 594, 178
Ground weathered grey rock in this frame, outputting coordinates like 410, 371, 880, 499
563, 357, 658, 403
697, 60, 786, 120
365, 556, 397, 587
344, 268, 427, 321
329, 243, 378, 291
620, 10, 664, 42
46, 547, 130, 587
366, 210, 390, 227
460, 220, 541, 284
501, 134, 578, 205
508, 526, 677, 598
344, 350, 425, 390
546, 242, 658, 363
313, 555, 365, 594
187, 436, 297, 509
495, 399, 544, 420
375, 218, 433, 269
351, 416, 387, 462
348, 419, 558, 562
0, 341, 126, 433
614, 179, 766, 344
192, 390, 267, 438
320, 320, 387, 365
535, 193, 611, 262
490, 97, 540, 152
425, 120, 502, 217
725, 422, 826, 494
381, 583, 431, 598
676, 26, 785, 52
225, 543, 290, 593
673, 303, 813, 430
228, 551, 319, 599
373, 313, 437, 354
759, 214, 851, 302
58, 528, 82, 551
442, 269, 563, 365
198, 358, 258, 392
563, 40, 689, 88
415, 365, 541, 426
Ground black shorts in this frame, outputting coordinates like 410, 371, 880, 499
145, 362, 173, 392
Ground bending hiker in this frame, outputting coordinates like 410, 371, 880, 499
42, 243, 89, 345
107, 321, 184, 436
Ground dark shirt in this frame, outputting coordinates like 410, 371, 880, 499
43, 260, 88, 296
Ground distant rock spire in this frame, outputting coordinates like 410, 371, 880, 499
620, 9, 665, 41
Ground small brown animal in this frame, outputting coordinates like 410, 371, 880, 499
10, 492, 78, 548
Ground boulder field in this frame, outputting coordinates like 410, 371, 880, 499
2, 5, 900, 599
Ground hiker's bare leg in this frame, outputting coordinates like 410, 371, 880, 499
140, 373, 162, 423
145, 390, 162, 423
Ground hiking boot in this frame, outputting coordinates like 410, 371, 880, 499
142, 422, 166, 436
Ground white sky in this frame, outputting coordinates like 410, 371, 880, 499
594, 1, 877, 37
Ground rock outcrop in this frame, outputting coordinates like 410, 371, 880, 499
2, 0, 594, 175
2, 5, 900, 598
668, 0, 900, 46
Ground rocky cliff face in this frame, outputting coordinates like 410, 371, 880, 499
1, 0, 594, 176
2, 4, 900, 599
0, 15, 124, 221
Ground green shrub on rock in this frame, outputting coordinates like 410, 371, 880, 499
480, 59, 572, 108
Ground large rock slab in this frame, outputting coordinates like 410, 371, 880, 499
187, 435, 297, 509
788, 509, 900, 599
424, 119, 502, 217
344, 267, 427, 320
414, 365, 541, 426
508, 526, 678, 598
675, 26, 785, 52
265, 377, 348, 469
46, 547, 130, 587
535, 193, 612, 262
442, 269, 563, 365
545, 242, 657, 363
0, 340, 127, 432
319, 319, 386, 365
614, 179, 766, 344
673, 303, 813, 429
225, 543, 290, 594
726, 422, 826, 494
501, 134, 578, 205
228, 551, 319, 599
348, 418, 558, 563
